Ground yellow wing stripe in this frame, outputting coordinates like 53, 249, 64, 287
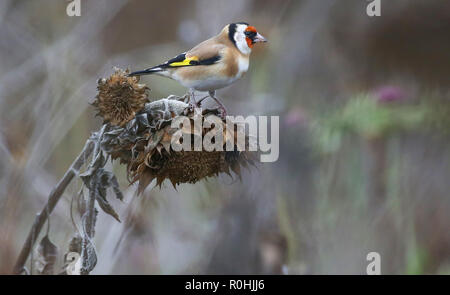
169, 56, 199, 67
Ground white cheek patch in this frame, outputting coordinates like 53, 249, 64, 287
234, 25, 252, 55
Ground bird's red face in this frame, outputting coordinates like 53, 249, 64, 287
244, 26, 267, 48
229, 22, 267, 55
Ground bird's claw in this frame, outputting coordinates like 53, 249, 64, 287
217, 106, 227, 119
188, 102, 195, 112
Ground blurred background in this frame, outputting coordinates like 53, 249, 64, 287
1, 0, 450, 274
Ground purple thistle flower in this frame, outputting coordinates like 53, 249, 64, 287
374, 86, 407, 103
284, 108, 308, 128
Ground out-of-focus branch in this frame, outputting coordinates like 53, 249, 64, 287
13, 140, 95, 274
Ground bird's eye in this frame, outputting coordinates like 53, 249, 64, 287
244, 31, 256, 38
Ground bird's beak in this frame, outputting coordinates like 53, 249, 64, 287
254, 33, 267, 43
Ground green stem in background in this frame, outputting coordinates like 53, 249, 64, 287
366, 136, 387, 208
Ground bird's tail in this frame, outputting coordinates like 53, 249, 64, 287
128, 66, 163, 77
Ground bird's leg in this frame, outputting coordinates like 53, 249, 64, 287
209, 90, 227, 118
196, 95, 210, 105
188, 88, 199, 108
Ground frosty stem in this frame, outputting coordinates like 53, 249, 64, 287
13, 140, 95, 274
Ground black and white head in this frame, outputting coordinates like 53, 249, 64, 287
227, 22, 267, 55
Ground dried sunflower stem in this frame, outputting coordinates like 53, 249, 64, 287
85, 183, 97, 238
80, 129, 103, 275
84, 129, 102, 239
13, 140, 95, 274
80, 184, 97, 275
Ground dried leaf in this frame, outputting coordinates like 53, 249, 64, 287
80, 239, 97, 275
68, 234, 82, 253
96, 192, 121, 222
80, 210, 98, 274
35, 235, 58, 275
156, 144, 163, 155
61, 235, 82, 275
138, 170, 155, 194
146, 129, 164, 151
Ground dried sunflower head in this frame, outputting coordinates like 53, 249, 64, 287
92, 68, 149, 126
124, 111, 258, 193
96, 68, 258, 193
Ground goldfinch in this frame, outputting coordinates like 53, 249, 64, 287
129, 22, 267, 116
